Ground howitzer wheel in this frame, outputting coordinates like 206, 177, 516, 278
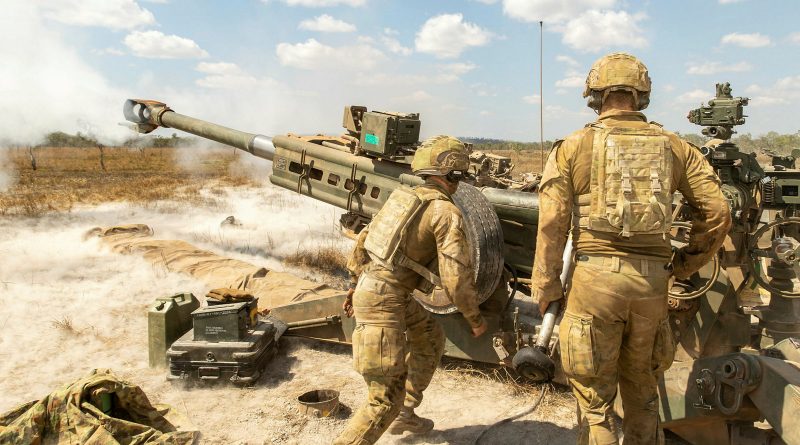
748, 216, 800, 298
415, 183, 505, 314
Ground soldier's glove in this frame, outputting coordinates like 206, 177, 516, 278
538, 297, 564, 317
343, 287, 355, 318
471, 317, 488, 338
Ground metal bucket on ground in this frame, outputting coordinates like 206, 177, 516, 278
297, 389, 340, 417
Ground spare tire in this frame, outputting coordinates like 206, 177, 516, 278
415, 183, 505, 314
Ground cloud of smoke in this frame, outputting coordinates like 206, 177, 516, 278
0, 183, 348, 411
0, 2, 133, 145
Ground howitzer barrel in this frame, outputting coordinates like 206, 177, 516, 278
480, 187, 539, 225
122, 98, 540, 222
123, 99, 276, 161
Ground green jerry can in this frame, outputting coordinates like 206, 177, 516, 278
148, 293, 200, 368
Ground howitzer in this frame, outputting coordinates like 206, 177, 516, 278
124, 92, 800, 444
659, 83, 800, 445
123, 99, 553, 380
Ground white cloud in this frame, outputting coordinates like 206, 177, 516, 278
721, 32, 771, 48
196, 62, 241, 75
555, 75, 584, 88
410, 90, 432, 101
718, 0, 745, 3
194, 62, 280, 90
556, 55, 579, 66
475, 0, 498, 4
381, 36, 412, 56
561, 10, 648, 53
276, 38, 384, 70
676, 89, 713, 104
523, 94, 541, 104
502, 0, 617, 23
40, 0, 156, 30
124, 30, 209, 59
298, 14, 356, 33
355, 63, 474, 87
686, 61, 753, 75
415, 14, 493, 59
441, 62, 476, 76
788, 32, 800, 45
91, 47, 126, 56
480, 110, 491, 116
746, 75, 800, 107
266, 0, 366, 7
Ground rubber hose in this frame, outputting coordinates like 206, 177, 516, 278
473, 386, 548, 445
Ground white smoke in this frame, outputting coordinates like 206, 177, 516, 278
0, 2, 133, 145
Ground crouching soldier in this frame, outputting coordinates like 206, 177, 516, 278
333, 135, 488, 445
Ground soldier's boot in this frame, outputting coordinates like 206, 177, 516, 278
387, 408, 434, 435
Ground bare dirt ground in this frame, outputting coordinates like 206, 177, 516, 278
0, 147, 577, 444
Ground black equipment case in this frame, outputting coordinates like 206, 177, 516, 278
167, 320, 278, 384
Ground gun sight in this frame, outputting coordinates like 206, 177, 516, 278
687, 82, 748, 141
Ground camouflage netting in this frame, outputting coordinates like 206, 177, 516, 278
85, 224, 346, 312
0, 369, 198, 444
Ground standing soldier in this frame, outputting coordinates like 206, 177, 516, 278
333, 135, 488, 445
532, 53, 731, 444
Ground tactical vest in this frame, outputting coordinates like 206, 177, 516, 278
363, 185, 443, 289
573, 122, 673, 238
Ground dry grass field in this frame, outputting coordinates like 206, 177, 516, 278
489, 149, 548, 176
0, 146, 257, 216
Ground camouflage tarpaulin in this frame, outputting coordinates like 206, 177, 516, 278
0, 369, 198, 444
87, 224, 346, 312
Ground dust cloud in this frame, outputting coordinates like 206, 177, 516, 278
0, 181, 577, 443
0, 184, 345, 409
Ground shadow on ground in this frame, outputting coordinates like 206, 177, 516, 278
395, 420, 577, 445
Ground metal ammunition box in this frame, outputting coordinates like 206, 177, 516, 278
359, 111, 420, 157
167, 321, 278, 384
191, 302, 248, 342
148, 293, 200, 368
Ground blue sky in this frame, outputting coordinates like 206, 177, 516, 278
2, 0, 799, 144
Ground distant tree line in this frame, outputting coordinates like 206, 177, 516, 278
39, 131, 195, 148
467, 131, 800, 156
26, 130, 800, 156
463, 137, 555, 152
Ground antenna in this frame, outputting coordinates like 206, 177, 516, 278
539, 21, 544, 174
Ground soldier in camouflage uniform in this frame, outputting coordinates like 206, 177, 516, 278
333, 136, 488, 445
532, 53, 731, 444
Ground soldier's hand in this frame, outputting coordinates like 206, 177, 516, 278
471, 318, 488, 337
343, 288, 355, 318
539, 299, 563, 317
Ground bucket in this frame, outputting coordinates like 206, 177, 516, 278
297, 389, 340, 417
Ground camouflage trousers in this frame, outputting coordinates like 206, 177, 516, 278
333, 275, 446, 445
560, 254, 675, 445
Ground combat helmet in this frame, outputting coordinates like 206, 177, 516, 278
411, 135, 470, 179
583, 52, 651, 112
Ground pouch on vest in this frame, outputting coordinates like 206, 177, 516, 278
363, 186, 442, 288
585, 124, 673, 238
